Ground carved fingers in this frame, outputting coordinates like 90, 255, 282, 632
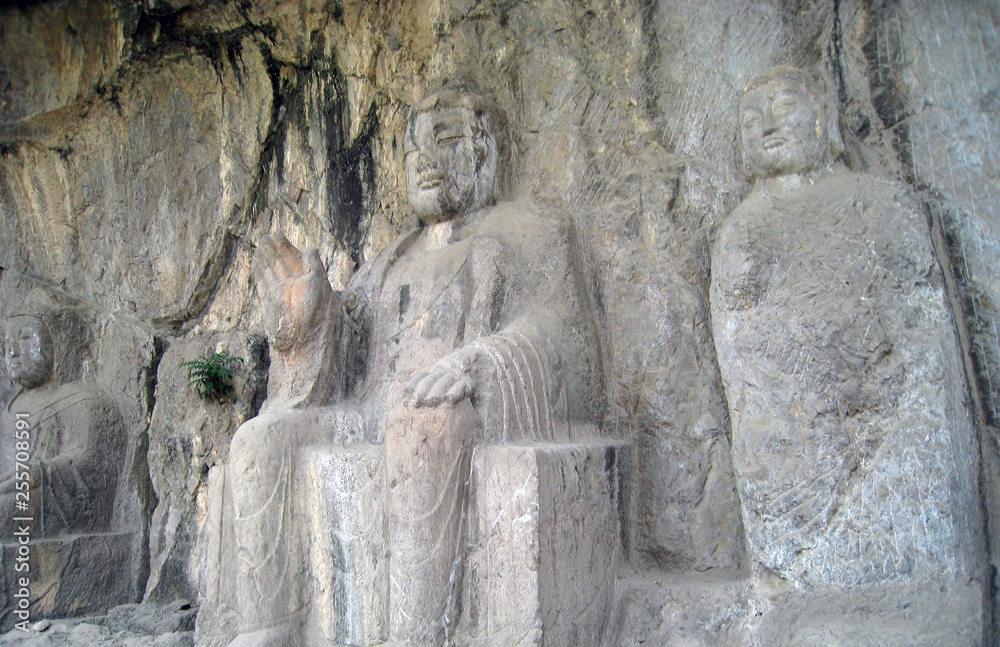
407, 350, 480, 407
255, 234, 306, 289
252, 234, 334, 351
254, 235, 327, 291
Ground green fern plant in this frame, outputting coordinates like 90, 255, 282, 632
180, 350, 244, 403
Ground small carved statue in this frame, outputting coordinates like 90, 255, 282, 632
711, 67, 982, 590
0, 302, 126, 539
218, 89, 599, 647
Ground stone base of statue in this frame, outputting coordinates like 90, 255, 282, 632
615, 569, 985, 647
743, 575, 985, 647
307, 439, 629, 647
457, 441, 630, 647
303, 444, 389, 646
0, 532, 134, 631
198, 439, 628, 647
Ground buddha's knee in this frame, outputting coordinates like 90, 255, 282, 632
229, 414, 295, 494
230, 419, 264, 470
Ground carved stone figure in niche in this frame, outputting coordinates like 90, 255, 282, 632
710, 66, 983, 592
0, 301, 126, 539
219, 89, 601, 647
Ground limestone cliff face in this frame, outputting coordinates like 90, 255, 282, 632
0, 0, 997, 644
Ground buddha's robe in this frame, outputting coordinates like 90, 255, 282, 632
222, 200, 600, 644
0, 383, 125, 538
711, 170, 981, 586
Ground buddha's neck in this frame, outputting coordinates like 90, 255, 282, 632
7, 382, 54, 410
424, 219, 454, 250
755, 163, 835, 199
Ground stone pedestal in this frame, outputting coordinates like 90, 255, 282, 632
0, 532, 134, 631
199, 440, 629, 646
303, 444, 389, 647
743, 578, 985, 647
459, 442, 630, 647
299, 441, 629, 647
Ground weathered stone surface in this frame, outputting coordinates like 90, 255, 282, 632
201, 88, 610, 646
0, 600, 197, 646
460, 442, 628, 647
0, 290, 149, 630
0, 533, 133, 631
306, 445, 388, 646
197, 440, 389, 647
0, 0, 126, 128
145, 331, 267, 603
742, 578, 984, 647
107, 599, 197, 636
711, 66, 985, 640
612, 575, 748, 647
844, 1, 1000, 621
0, 0, 997, 645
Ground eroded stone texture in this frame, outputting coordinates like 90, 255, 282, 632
0, 0, 126, 128
145, 331, 268, 603
0, 598, 198, 646
835, 3, 1000, 631
306, 444, 388, 645
0, 292, 140, 629
200, 89, 608, 646
711, 66, 985, 640
0, 0, 997, 645
460, 443, 628, 647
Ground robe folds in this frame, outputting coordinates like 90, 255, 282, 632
204, 200, 602, 646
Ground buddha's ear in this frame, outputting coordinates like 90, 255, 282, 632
741, 146, 755, 182
737, 128, 755, 183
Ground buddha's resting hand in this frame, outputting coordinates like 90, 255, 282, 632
253, 234, 334, 351
407, 347, 483, 407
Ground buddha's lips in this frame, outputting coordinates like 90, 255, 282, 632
762, 135, 787, 150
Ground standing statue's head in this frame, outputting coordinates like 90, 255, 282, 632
3, 315, 54, 390
404, 88, 509, 225
738, 66, 844, 181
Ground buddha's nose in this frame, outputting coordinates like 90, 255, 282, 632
762, 108, 779, 136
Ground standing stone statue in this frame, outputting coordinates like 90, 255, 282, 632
212, 89, 602, 647
710, 67, 985, 638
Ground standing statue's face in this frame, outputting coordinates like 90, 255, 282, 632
4, 317, 53, 390
739, 77, 829, 180
405, 107, 498, 225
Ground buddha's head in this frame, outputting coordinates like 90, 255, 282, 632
404, 89, 509, 225
3, 315, 53, 390
738, 66, 844, 180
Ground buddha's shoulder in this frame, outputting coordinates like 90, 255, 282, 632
50, 382, 118, 414
813, 169, 919, 206
474, 200, 569, 250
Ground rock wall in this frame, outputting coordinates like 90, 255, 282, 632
0, 0, 996, 644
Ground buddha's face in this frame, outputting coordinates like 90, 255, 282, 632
405, 107, 498, 225
4, 317, 53, 389
739, 76, 829, 180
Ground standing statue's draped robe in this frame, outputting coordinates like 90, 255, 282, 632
711, 170, 982, 587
